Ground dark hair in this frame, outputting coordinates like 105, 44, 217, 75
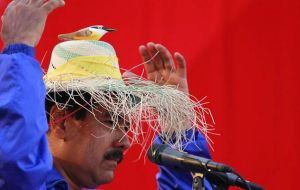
45, 91, 92, 123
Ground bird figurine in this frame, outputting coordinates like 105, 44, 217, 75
58, 25, 116, 41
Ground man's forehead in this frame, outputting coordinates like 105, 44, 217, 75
94, 105, 110, 115
93, 105, 129, 121
100, 91, 140, 107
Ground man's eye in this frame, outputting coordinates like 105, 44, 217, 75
124, 122, 130, 132
104, 120, 114, 125
123, 126, 129, 132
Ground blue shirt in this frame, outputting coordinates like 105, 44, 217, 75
0, 44, 212, 190
154, 131, 213, 190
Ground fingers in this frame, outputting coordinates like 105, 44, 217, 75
155, 43, 175, 73
139, 45, 156, 74
174, 52, 187, 78
42, 0, 65, 14
29, 0, 44, 7
8, 0, 21, 6
20, 0, 30, 4
147, 42, 164, 70
139, 42, 187, 82
3, 0, 19, 15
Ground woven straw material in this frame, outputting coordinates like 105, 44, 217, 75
44, 40, 215, 151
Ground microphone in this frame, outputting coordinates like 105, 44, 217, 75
148, 144, 233, 173
205, 171, 265, 190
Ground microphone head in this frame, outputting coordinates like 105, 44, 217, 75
147, 144, 169, 164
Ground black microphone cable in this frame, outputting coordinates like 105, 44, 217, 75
204, 168, 253, 190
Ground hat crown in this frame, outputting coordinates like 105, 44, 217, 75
46, 40, 121, 80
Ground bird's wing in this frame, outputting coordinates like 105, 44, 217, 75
58, 27, 93, 41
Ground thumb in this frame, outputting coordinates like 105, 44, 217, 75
42, 0, 65, 14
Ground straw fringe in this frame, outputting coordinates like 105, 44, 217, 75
45, 74, 215, 150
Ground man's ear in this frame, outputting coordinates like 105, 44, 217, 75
49, 106, 85, 141
49, 106, 68, 140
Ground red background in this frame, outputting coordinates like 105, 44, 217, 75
1, 0, 300, 189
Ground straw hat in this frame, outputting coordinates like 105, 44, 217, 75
44, 29, 213, 150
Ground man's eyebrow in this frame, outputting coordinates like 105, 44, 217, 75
102, 111, 129, 123
105, 112, 122, 120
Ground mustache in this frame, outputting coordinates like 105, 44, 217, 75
104, 148, 124, 164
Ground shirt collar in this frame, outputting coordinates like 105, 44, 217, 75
46, 165, 69, 190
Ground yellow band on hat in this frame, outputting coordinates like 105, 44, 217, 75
45, 55, 121, 81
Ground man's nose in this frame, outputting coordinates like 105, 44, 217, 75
113, 133, 130, 150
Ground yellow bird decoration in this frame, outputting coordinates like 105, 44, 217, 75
58, 25, 116, 41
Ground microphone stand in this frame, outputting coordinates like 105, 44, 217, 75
192, 172, 205, 190
192, 172, 230, 190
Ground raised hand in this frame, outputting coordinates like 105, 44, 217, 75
138, 42, 189, 94
1, 0, 65, 47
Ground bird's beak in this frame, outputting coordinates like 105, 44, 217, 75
102, 27, 117, 32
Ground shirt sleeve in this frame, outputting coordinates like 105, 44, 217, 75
0, 44, 52, 190
154, 130, 213, 190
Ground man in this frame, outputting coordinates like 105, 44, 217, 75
0, 0, 212, 189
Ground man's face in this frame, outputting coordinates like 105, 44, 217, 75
53, 105, 130, 188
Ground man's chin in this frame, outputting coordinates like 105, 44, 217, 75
92, 170, 115, 186
100, 176, 114, 185
88, 160, 118, 186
